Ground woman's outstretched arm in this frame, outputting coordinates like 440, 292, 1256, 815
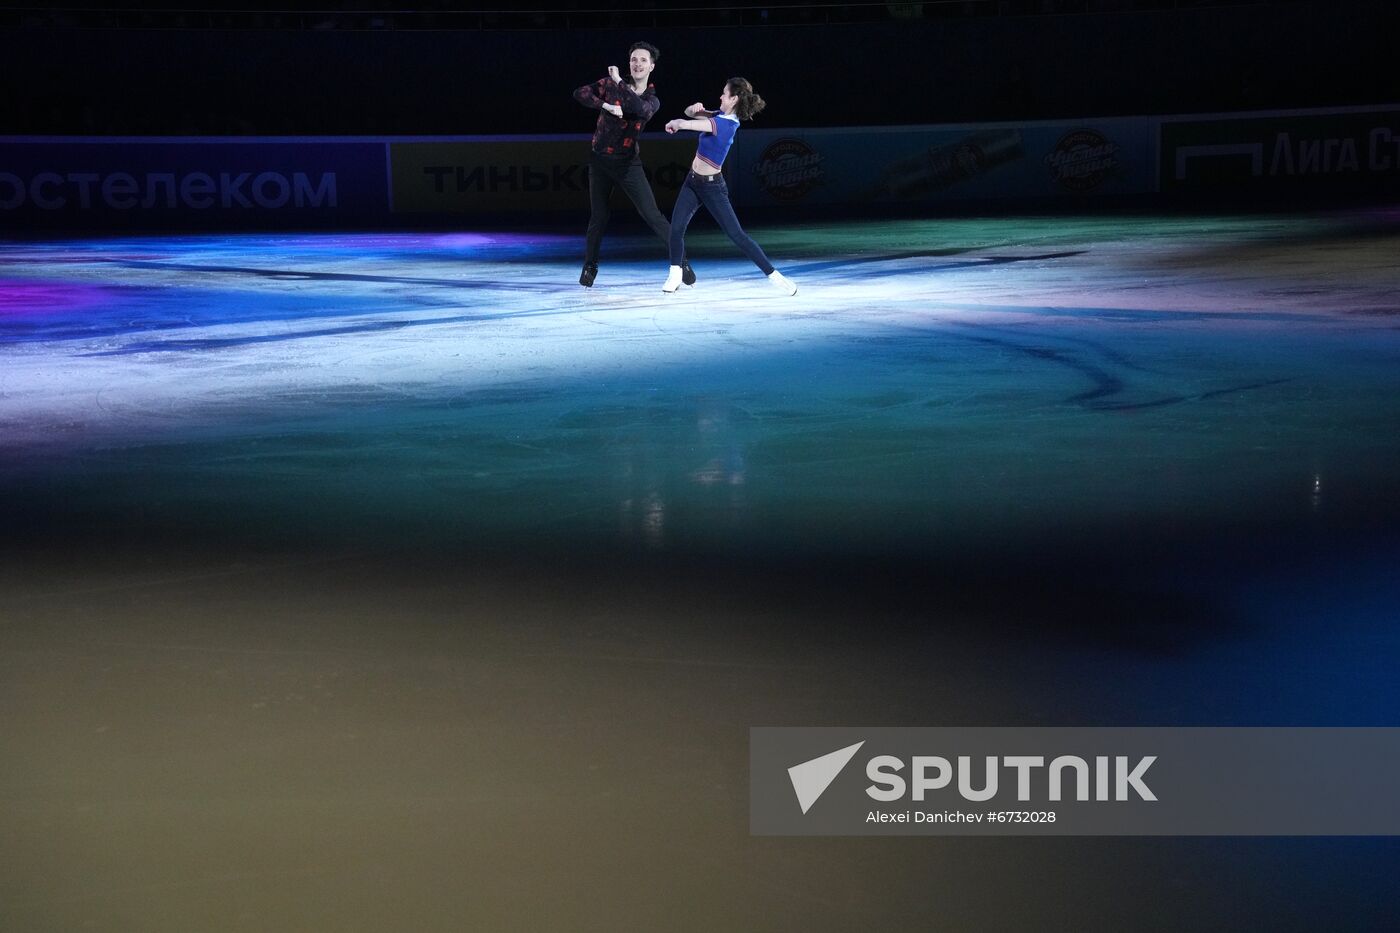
665, 117, 714, 134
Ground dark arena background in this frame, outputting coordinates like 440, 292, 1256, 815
2, 1, 1399, 930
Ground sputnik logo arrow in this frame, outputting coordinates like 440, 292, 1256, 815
788, 741, 865, 814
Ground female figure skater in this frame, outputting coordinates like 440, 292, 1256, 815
573, 41, 694, 289
661, 77, 796, 295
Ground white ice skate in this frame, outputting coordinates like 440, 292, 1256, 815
767, 270, 798, 296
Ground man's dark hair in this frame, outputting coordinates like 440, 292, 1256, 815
629, 41, 660, 64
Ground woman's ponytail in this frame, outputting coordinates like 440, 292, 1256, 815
727, 77, 766, 121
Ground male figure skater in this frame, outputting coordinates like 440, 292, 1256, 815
573, 41, 695, 288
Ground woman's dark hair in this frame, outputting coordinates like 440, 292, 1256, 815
726, 77, 766, 121
630, 41, 660, 64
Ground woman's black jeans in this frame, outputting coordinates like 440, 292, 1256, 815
668, 171, 775, 275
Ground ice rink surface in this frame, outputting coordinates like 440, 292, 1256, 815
3, 211, 1400, 930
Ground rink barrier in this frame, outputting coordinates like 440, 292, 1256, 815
3, 104, 1396, 228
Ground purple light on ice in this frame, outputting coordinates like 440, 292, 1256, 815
0, 280, 112, 316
